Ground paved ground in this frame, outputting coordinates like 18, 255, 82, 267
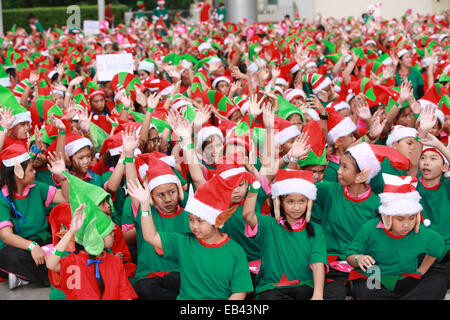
0, 280, 450, 300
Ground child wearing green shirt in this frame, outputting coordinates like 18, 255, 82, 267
346, 173, 447, 300
242, 169, 329, 300
128, 173, 254, 300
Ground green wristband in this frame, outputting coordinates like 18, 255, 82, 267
413, 113, 420, 118
147, 106, 155, 113
355, 255, 360, 266
29, 152, 36, 160
52, 248, 64, 257
111, 122, 118, 127
28, 241, 37, 252
58, 129, 66, 135
123, 157, 135, 164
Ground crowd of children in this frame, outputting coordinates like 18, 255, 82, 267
0, 1, 449, 300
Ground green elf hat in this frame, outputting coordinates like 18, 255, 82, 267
37, 80, 52, 99
0, 85, 31, 128
298, 120, 327, 167
30, 98, 64, 126
202, 90, 239, 119
439, 95, 450, 117
137, 1, 145, 9
62, 171, 115, 256
276, 94, 304, 121
0, 65, 11, 87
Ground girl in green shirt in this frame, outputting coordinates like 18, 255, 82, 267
242, 169, 328, 300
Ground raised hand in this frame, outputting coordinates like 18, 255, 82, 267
288, 132, 311, 160
78, 108, 92, 133
368, 109, 387, 139
70, 204, 87, 233
419, 104, 437, 132
127, 178, 150, 206
193, 104, 212, 128
248, 94, 264, 117
355, 94, 371, 121
47, 152, 67, 178
147, 92, 161, 111
50, 114, 66, 131
33, 125, 44, 151
0, 106, 16, 131
262, 101, 275, 129
121, 126, 139, 158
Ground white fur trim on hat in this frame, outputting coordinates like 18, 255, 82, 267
148, 174, 179, 192
327, 116, 357, 146
275, 78, 288, 87
285, 89, 306, 102
2, 152, 30, 167
196, 126, 224, 150
185, 195, 221, 226
397, 48, 409, 58
329, 101, 351, 112
212, 76, 231, 88
274, 125, 300, 146
219, 167, 246, 180
378, 193, 423, 216
160, 85, 174, 96
306, 61, 317, 69
386, 126, 417, 147
307, 109, 320, 121
312, 76, 332, 94
65, 138, 93, 157
347, 142, 381, 183
10, 111, 31, 128
0, 77, 11, 88
138, 60, 155, 74
271, 178, 317, 200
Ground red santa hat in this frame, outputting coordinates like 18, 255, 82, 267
347, 142, 410, 183
214, 153, 256, 186
64, 133, 93, 157
184, 174, 243, 227
284, 88, 306, 102
386, 125, 417, 147
326, 100, 351, 112
0, 143, 30, 167
326, 107, 357, 146
145, 155, 182, 193
274, 117, 300, 146
271, 169, 317, 222
378, 174, 423, 232
99, 131, 142, 158
196, 124, 224, 151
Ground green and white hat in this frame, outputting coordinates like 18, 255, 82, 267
0, 85, 31, 128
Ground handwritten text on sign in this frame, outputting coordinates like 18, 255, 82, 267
96, 54, 135, 82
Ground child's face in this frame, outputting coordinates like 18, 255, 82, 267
429, 120, 442, 137
444, 115, 450, 135
419, 150, 448, 181
228, 109, 243, 123
303, 164, 326, 182
151, 183, 179, 214
335, 133, 356, 153
90, 95, 106, 114
337, 153, 359, 186
99, 198, 112, 215
287, 114, 304, 132
338, 108, 351, 117
71, 146, 92, 175
231, 179, 248, 204
216, 81, 229, 96
202, 135, 223, 165
103, 231, 114, 249
396, 107, 416, 128
392, 137, 415, 159
22, 161, 36, 185
390, 214, 417, 236
10, 121, 31, 140
189, 213, 217, 240
281, 193, 308, 222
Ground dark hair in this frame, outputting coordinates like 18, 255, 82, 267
27, 13, 36, 20
269, 196, 315, 237
74, 242, 105, 299
0, 160, 31, 220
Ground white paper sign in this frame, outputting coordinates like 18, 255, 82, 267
83, 20, 100, 35
96, 54, 135, 82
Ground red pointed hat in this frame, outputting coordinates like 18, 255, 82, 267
214, 153, 256, 186
135, 152, 177, 182
145, 155, 180, 192
325, 107, 357, 146
274, 117, 300, 146
0, 143, 30, 167
271, 169, 317, 201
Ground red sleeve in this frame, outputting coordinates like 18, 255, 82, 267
111, 224, 136, 278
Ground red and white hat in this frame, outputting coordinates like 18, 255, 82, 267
99, 131, 142, 158
65, 133, 93, 157
347, 142, 410, 183
284, 88, 306, 103
214, 153, 256, 185
196, 124, 224, 151
135, 152, 176, 182
212, 75, 232, 89
271, 169, 317, 201
386, 125, 417, 147
396, 46, 410, 59
303, 73, 332, 94
326, 107, 357, 146
378, 174, 422, 216
0, 143, 30, 167
145, 155, 180, 192
184, 174, 242, 227
326, 100, 351, 112
145, 78, 174, 96
274, 117, 300, 146
421, 146, 449, 165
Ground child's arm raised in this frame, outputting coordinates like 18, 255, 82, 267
242, 183, 260, 230
127, 178, 162, 250
46, 204, 86, 273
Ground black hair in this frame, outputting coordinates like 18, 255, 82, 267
0, 160, 31, 220
269, 196, 315, 237
27, 13, 36, 20
74, 242, 105, 299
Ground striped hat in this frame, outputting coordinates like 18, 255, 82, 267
303, 73, 332, 94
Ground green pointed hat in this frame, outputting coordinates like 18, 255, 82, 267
276, 94, 304, 121
298, 120, 327, 167
0, 85, 31, 127
0, 64, 11, 87
62, 172, 115, 256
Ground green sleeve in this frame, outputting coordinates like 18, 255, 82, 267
425, 228, 445, 259
345, 220, 372, 258
309, 223, 328, 265
230, 245, 254, 294
120, 197, 135, 227
159, 231, 183, 263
